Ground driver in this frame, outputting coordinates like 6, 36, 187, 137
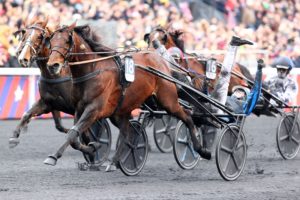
225, 59, 264, 115
266, 56, 298, 104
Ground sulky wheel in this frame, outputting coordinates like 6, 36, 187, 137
276, 113, 300, 160
173, 120, 202, 170
153, 115, 177, 153
81, 119, 112, 165
119, 120, 149, 176
215, 124, 247, 181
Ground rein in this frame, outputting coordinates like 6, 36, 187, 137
69, 49, 149, 66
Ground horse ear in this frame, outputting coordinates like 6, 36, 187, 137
143, 33, 150, 43
28, 15, 38, 25
176, 30, 184, 38
68, 21, 77, 31
165, 23, 173, 31
41, 16, 49, 28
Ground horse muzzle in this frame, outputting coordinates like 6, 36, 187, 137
47, 63, 64, 75
18, 57, 30, 68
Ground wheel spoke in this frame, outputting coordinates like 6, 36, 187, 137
187, 143, 198, 159
220, 145, 233, 154
132, 150, 138, 169
99, 138, 109, 144
155, 128, 166, 134
161, 134, 167, 147
283, 119, 291, 133
137, 142, 146, 149
162, 118, 167, 127
222, 154, 231, 173
88, 128, 98, 141
280, 134, 289, 141
291, 136, 300, 145
180, 146, 188, 162
231, 153, 241, 171
177, 136, 188, 144
121, 148, 132, 163
167, 134, 173, 143
235, 140, 245, 151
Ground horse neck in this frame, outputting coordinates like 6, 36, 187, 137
68, 33, 100, 78
165, 39, 177, 50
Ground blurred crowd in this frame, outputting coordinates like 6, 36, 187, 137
0, 0, 300, 67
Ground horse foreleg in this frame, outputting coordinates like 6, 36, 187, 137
9, 99, 49, 148
51, 110, 69, 133
44, 105, 100, 166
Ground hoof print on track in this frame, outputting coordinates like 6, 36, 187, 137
77, 162, 101, 171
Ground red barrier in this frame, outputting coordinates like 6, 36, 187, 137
0, 68, 299, 119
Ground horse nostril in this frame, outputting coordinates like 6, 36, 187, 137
53, 63, 60, 68
47, 63, 61, 75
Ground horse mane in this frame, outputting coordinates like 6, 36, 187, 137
168, 29, 185, 53
237, 63, 254, 81
73, 25, 114, 56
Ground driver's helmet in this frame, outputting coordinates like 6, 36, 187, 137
231, 85, 250, 101
271, 56, 294, 71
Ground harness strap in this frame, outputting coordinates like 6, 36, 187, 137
112, 56, 127, 116
39, 76, 71, 84
72, 69, 101, 84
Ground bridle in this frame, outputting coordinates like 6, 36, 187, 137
47, 27, 74, 67
16, 25, 47, 60
145, 27, 168, 47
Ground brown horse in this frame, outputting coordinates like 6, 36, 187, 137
143, 26, 253, 94
9, 18, 73, 147
44, 22, 211, 168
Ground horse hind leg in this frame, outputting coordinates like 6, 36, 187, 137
106, 115, 131, 172
156, 85, 211, 160
9, 99, 50, 148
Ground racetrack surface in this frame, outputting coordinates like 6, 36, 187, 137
0, 115, 300, 200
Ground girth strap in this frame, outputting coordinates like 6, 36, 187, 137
39, 76, 71, 84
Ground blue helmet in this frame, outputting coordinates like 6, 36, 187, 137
271, 56, 294, 71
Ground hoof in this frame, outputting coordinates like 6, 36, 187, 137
88, 142, 101, 152
9, 137, 20, 148
43, 155, 57, 166
105, 163, 117, 172
198, 148, 211, 160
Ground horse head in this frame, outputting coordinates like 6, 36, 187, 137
15, 16, 49, 67
46, 22, 77, 75
144, 25, 185, 52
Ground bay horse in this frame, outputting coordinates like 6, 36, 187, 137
10, 18, 73, 147
143, 26, 254, 94
44, 22, 211, 169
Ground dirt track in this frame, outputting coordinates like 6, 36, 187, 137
0, 115, 300, 200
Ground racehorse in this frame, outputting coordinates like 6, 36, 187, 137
44, 22, 211, 169
9, 18, 73, 147
143, 25, 254, 94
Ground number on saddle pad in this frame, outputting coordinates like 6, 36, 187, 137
206, 58, 217, 80
124, 55, 135, 82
